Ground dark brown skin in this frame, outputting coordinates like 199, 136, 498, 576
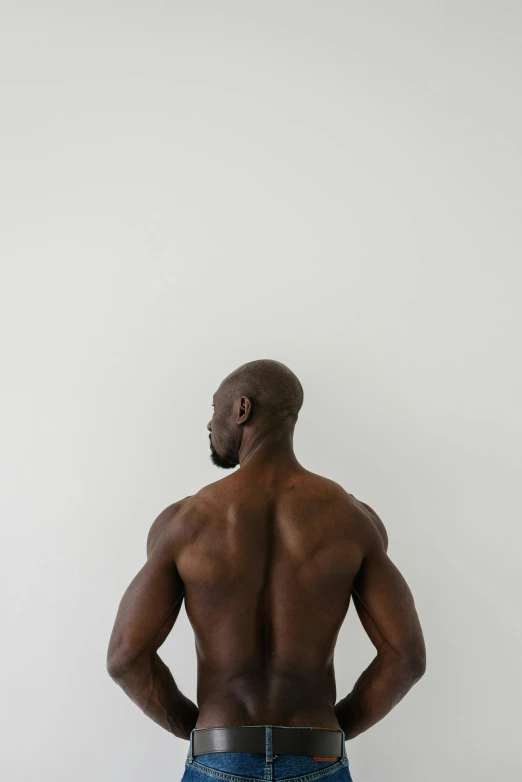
107, 375, 426, 743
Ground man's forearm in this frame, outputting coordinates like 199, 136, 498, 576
109, 652, 199, 739
335, 648, 425, 740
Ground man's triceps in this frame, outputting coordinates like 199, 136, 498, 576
354, 541, 426, 670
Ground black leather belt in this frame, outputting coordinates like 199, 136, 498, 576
192, 726, 343, 759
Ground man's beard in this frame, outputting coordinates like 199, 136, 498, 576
209, 433, 237, 469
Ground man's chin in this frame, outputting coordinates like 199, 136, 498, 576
210, 456, 237, 470
209, 447, 237, 470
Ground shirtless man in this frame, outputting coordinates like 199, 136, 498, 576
107, 359, 426, 778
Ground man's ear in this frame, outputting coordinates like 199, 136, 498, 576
237, 395, 253, 425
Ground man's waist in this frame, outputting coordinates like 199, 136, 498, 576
190, 725, 345, 760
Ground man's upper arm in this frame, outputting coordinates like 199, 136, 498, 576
107, 500, 189, 675
351, 502, 426, 673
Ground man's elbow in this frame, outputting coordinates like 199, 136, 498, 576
107, 655, 124, 680
402, 646, 426, 682
407, 652, 426, 681
107, 651, 130, 680
106, 643, 143, 680
381, 643, 426, 682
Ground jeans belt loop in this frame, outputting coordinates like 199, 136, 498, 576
266, 725, 274, 763
188, 729, 195, 764
340, 728, 347, 761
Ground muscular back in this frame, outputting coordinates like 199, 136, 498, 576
169, 466, 385, 730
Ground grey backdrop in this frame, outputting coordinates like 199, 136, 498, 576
1, 2, 521, 781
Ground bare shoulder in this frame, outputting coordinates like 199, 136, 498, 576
190, 471, 240, 502
149, 474, 235, 542
146, 495, 193, 556
349, 494, 389, 551
298, 469, 354, 500
307, 473, 389, 551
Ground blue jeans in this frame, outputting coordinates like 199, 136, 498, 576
181, 726, 353, 782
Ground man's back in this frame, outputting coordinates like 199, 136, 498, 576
108, 359, 425, 747
171, 465, 381, 729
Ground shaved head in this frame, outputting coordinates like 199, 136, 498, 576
208, 360, 304, 469
222, 359, 304, 423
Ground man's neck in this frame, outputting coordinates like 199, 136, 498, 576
238, 425, 300, 471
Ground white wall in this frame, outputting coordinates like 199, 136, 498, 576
1, 3, 521, 781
